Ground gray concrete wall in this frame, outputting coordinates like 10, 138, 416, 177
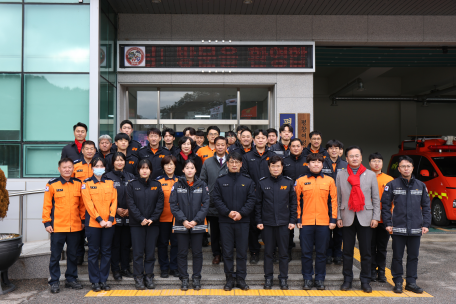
118, 14, 456, 45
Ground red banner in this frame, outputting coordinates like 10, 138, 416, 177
241, 106, 257, 118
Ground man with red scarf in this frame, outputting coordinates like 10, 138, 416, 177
336, 146, 380, 293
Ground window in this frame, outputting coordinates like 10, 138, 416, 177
24, 5, 90, 72
128, 87, 158, 120
0, 74, 21, 140
24, 145, 65, 177
417, 157, 438, 182
0, 144, 20, 178
240, 88, 268, 121
0, 4, 22, 72
24, 74, 89, 141
433, 157, 456, 177
100, 78, 116, 138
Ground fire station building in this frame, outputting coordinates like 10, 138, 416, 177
1, 0, 456, 241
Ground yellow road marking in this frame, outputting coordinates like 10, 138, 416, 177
282, 290, 308, 296
109, 290, 138, 296
135, 290, 161, 296
259, 290, 285, 296
307, 290, 334, 296
436, 227, 451, 232
331, 290, 359, 297
234, 289, 259, 296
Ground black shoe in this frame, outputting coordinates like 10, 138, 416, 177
144, 275, 155, 289
377, 269, 387, 283
264, 278, 273, 289
393, 282, 403, 293
314, 280, 325, 290
326, 256, 333, 265
340, 281, 352, 291
170, 269, 179, 277
100, 282, 111, 291
50, 283, 60, 294
371, 269, 377, 282
121, 268, 134, 278
76, 256, 84, 265
192, 276, 201, 290
303, 279, 313, 290
361, 283, 372, 293
279, 279, 288, 290
113, 271, 122, 281
134, 276, 146, 290
250, 253, 259, 264
273, 250, 279, 264
333, 256, 343, 265
224, 275, 235, 291
91, 283, 101, 292
236, 277, 249, 290
65, 280, 83, 290
405, 283, 423, 294
181, 278, 189, 291
160, 269, 169, 278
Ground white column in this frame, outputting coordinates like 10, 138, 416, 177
89, 0, 100, 142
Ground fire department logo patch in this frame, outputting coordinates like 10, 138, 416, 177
45, 186, 49, 192
125, 46, 145, 67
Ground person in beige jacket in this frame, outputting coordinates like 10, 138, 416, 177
336, 146, 380, 293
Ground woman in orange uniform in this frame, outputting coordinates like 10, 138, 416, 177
82, 157, 117, 292
156, 155, 179, 278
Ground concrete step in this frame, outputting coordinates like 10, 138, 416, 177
59, 272, 357, 287
59, 259, 347, 275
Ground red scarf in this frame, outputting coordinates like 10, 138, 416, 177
75, 139, 85, 153
180, 151, 191, 161
346, 164, 367, 212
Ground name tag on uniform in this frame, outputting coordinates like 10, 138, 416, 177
177, 188, 187, 193
223, 184, 229, 187
90, 186, 97, 189
264, 187, 271, 190
285, 163, 291, 166
77, 169, 83, 172
304, 182, 311, 185
274, 151, 284, 155
321, 169, 332, 173
113, 182, 121, 187
56, 189, 63, 192
162, 183, 168, 186
250, 159, 256, 161
194, 188, 203, 193
116, 217, 122, 223
135, 188, 141, 191
393, 190, 406, 195
125, 219, 129, 223
411, 190, 423, 195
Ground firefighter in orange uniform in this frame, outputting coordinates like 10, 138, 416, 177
196, 126, 220, 164
72, 140, 96, 264
81, 157, 117, 292
42, 158, 85, 294
156, 155, 179, 278
369, 152, 394, 283
295, 153, 337, 290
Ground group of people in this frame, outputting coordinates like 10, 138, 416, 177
42, 119, 431, 295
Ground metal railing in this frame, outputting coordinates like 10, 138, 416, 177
9, 189, 45, 236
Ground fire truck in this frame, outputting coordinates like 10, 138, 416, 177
387, 136, 456, 226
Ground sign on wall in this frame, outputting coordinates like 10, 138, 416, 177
297, 113, 310, 147
118, 41, 315, 72
279, 113, 296, 139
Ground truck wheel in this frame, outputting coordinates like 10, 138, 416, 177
432, 200, 450, 226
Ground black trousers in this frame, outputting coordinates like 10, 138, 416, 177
176, 232, 204, 279
157, 222, 178, 271
371, 223, 390, 272
300, 225, 330, 280
326, 226, 343, 258
111, 225, 132, 273
49, 231, 80, 285
248, 213, 261, 255
342, 215, 372, 283
76, 229, 85, 257
130, 225, 159, 278
263, 225, 290, 280
85, 226, 115, 283
391, 235, 421, 284
219, 222, 249, 279
207, 216, 222, 257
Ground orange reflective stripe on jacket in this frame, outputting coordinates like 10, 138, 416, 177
157, 176, 178, 222
81, 177, 118, 228
295, 174, 337, 225
376, 172, 394, 223
72, 160, 93, 181
42, 177, 85, 232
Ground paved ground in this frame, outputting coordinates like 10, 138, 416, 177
1, 227, 455, 304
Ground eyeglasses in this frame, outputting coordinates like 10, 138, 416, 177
228, 160, 241, 165
399, 165, 413, 169
347, 154, 361, 159
370, 160, 382, 164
